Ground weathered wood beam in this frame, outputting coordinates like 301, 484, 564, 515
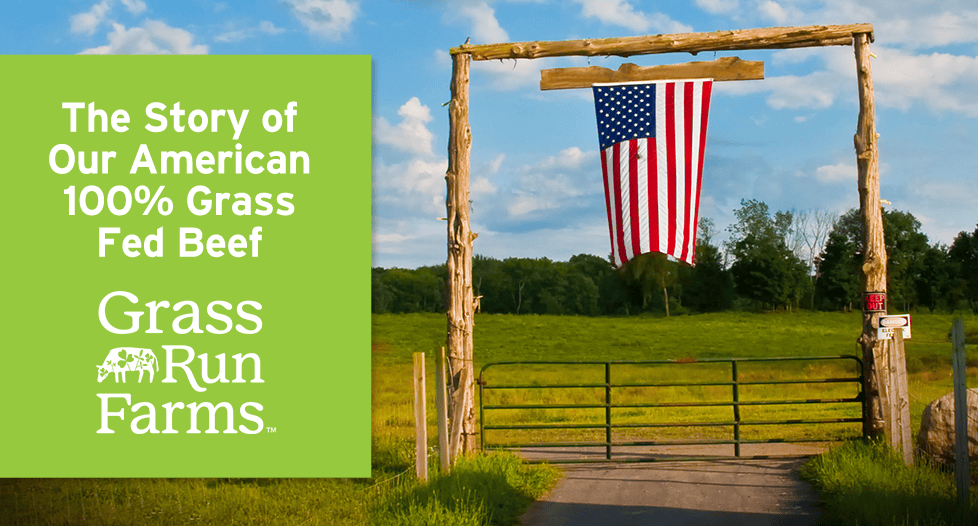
853, 32, 887, 439
446, 52, 477, 459
451, 24, 873, 60
540, 56, 763, 91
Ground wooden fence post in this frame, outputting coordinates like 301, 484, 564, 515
853, 32, 887, 438
436, 347, 450, 472
890, 331, 912, 465
952, 319, 969, 509
446, 50, 477, 460
413, 352, 428, 481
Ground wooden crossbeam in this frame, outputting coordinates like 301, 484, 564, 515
451, 24, 873, 60
540, 56, 763, 90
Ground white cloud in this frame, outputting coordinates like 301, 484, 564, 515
374, 157, 448, 214
878, 11, 978, 49
508, 195, 547, 216
472, 176, 498, 196
488, 153, 505, 174
473, 58, 544, 91
573, 0, 692, 33
814, 162, 856, 184
505, 147, 599, 218
695, 0, 739, 15
374, 97, 436, 156
120, 0, 147, 15
757, 0, 795, 24
869, 47, 978, 115
736, 1, 978, 50
79, 20, 208, 54
550, 147, 589, 169
284, 0, 358, 41
259, 20, 285, 35
717, 70, 845, 110
373, 232, 414, 244
215, 20, 286, 43
371, 217, 447, 267
214, 28, 247, 43
451, 2, 508, 44
71, 1, 112, 35
70, 0, 148, 36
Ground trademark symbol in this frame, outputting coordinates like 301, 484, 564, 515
266, 427, 277, 433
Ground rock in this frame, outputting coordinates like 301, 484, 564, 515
917, 388, 978, 464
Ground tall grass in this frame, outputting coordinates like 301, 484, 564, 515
800, 439, 978, 526
373, 453, 559, 526
0, 450, 558, 526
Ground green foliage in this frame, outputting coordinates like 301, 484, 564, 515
814, 208, 967, 313
373, 265, 446, 313
374, 207, 978, 316
949, 225, 978, 312
800, 439, 978, 526
727, 199, 809, 310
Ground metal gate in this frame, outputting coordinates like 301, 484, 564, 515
478, 356, 865, 463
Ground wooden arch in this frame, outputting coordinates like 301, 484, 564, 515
443, 24, 887, 460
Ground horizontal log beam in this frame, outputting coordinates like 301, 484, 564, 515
451, 24, 873, 61
540, 56, 763, 90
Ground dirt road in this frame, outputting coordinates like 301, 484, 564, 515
519, 445, 825, 526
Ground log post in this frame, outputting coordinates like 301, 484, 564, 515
446, 51, 477, 460
853, 32, 887, 438
435, 347, 450, 473
413, 352, 428, 481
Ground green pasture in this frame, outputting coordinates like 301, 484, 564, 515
4, 311, 976, 524
374, 311, 978, 450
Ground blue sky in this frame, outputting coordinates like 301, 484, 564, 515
4, 0, 977, 268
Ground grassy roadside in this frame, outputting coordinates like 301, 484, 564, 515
0, 450, 559, 525
800, 439, 978, 526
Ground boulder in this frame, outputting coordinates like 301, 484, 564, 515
917, 388, 978, 464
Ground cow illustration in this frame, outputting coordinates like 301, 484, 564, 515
96, 348, 158, 383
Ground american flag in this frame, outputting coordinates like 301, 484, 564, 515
593, 79, 713, 267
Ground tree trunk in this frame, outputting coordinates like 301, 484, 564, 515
854, 33, 887, 439
446, 52, 477, 459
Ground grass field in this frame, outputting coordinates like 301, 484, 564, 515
374, 311, 978, 450
3, 311, 976, 524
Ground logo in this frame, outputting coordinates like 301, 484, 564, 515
97, 347, 158, 383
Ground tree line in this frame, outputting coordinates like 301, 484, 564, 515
372, 200, 978, 316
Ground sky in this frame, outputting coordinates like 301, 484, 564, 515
3, 0, 977, 269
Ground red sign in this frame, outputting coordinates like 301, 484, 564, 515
864, 292, 886, 312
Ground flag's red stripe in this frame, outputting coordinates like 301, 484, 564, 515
611, 143, 628, 266
600, 149, 616, 263
680, 82, 694, 263
647, 137, 659, 255
665, 82, 677, 258
691, 81, 712, 265
628, 139, 642, 259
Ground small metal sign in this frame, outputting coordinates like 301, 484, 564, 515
878, 314, 911, 340
864, 292, 886, 313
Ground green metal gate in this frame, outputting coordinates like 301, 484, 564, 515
478, 356, 865, 463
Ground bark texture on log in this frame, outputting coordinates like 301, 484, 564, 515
540, 57, 763, 91
452, 24, 873, 60
446, 52, 477, 460
854, 32, 887, 439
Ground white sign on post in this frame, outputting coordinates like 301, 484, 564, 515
878, 314, 911, 340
